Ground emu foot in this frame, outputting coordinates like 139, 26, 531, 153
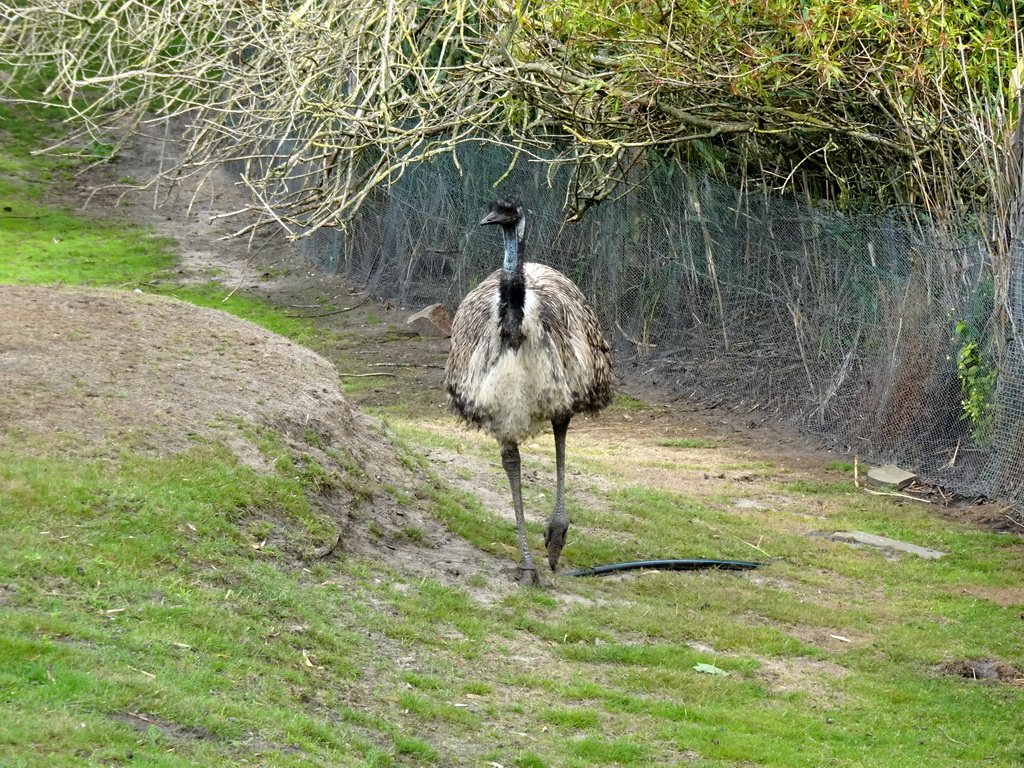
544, 520, 570, 571
516, 563, 543, 587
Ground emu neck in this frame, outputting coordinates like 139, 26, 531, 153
498, 223, 526, 350
501, 223, 521, 274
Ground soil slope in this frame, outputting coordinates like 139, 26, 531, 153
0, 284, 372, 466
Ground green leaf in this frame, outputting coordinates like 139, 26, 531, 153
693, 663, 730, 676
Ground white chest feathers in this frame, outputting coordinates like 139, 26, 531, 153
467, 289, 573, 444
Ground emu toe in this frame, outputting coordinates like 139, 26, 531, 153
517, 563, 543, 587
545, 520, 569, 571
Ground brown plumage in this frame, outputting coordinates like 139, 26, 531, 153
444, 197, 612, 586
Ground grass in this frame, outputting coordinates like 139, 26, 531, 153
827, 461, 857, 473
387, 424, 1024, 763
0, 445, 388, 766
657, 437, 722, 449
3, 95, 1024, 767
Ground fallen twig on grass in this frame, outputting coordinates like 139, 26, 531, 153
938, 726, 966, 746
704, 522, 772, 557
860, 488, 933, 504
285, 297, 368, 317
371, 362, 445, 369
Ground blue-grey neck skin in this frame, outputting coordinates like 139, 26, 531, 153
502, 224, 519, 274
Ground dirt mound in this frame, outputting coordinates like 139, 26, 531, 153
0, 284, 379, 469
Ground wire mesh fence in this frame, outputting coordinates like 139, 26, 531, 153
281, 143, 1018, 508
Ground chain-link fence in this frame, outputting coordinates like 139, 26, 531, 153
286, 144, 1019, 508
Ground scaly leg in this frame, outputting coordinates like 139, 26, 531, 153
501, 442, 541, 586
545, 418, 571, 571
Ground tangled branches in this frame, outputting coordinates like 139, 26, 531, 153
1, 0, 1020, 234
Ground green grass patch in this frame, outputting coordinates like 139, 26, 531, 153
0, 94, 183, 291
168, 283, 332, 349
421, 474, 518, 558
656, 437, 721, 449
0, 207, 179, 287
0, 84, 78, 179
610, 393, 651, 411
826, 461, 856, 473
538, 707, 600, 729
0, 445, 396, 766
784, 479, 858, 495
569, 735, 648, 765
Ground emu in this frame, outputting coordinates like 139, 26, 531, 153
444, 197, 612, 586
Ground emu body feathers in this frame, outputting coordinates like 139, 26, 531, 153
444, 198, 612, 585
445, 263, 611, 445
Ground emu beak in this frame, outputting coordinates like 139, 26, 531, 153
480, 210, 509, 226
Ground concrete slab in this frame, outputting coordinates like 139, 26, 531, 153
832, 530, 946, 559
866, 464, 918, 490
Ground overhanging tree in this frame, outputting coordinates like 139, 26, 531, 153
0, 0, 1020, 234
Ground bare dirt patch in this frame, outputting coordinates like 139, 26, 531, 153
755, 656, 852, 704
950, 585, 1024, 609
109, 712, 221, 743
935, 501, 1024, 535
937, 658, 1024, 686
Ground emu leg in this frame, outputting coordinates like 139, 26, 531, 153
501, 442, 541, 586
545, 418, 571, 571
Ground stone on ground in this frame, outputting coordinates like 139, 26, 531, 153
407, 303, 453, 338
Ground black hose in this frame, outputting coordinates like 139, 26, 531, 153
566, 558, 762, 577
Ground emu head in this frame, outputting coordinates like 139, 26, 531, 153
480, 197, 525, 239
